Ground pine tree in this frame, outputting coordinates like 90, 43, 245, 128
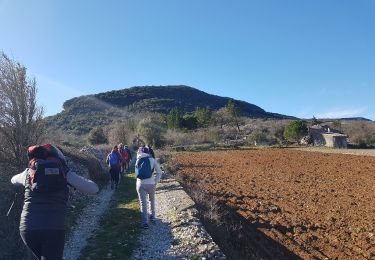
167, 107, 182, 129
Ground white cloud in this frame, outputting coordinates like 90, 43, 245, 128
316, 108, 365, 119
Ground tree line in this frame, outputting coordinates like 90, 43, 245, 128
166, 99, 240, 130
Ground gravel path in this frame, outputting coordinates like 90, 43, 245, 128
63, 155, 225, 260
131, 178, 226, 260
63, 184, 114, 260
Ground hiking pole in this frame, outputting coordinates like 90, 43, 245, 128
6, 192, 18, 217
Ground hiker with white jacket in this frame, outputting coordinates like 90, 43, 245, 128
135, 146, 163, 229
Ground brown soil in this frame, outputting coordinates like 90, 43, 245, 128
175, 149, 375, 259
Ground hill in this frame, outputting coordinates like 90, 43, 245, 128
335, 117, 372, 121
314, 117, 372, 122
45, 85, 295, 135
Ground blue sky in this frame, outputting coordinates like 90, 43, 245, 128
1, 0, 374, 119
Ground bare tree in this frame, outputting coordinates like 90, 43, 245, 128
226, 99, 241, 132
137, 116, 165, 148
0, 52, 44, 170
107, 123, 135, 146
212, 107, 231, 129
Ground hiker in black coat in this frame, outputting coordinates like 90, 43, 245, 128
11, 144, 99, 260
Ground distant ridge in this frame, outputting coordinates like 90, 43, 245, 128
337, 117, 372, 121
45, 85, 295, 135
62, 85, 293, 118
317, 117, 372, 122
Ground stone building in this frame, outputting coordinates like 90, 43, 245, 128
308, 125, 348, 148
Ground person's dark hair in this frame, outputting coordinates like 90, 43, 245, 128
113, 145, 118, 150
138, 146, 149, 154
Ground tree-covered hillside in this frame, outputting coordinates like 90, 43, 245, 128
45, 85, 294, 136
63, 85, 271, 115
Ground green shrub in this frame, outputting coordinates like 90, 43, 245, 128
283, 120, 308, 143
182, 113, 198, 130
195, 107, 211, 127
166, 107, 183, 129
88, 127, 108, 145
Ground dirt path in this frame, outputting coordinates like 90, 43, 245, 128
295, 147, 375, 156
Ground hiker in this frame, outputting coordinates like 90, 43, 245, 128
106, 145, 122, 189
10, 144, 99, 260
124, 145, 132, 171
118, 143, 130, 174
146, 145, 155, 159
135, 146, 163, 229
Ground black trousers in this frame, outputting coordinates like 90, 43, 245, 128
20, 229, 65, 260
109, 166, 120, 185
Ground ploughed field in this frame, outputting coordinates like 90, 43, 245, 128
175, 149, 375, 259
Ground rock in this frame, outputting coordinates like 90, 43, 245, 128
300, 135, 313, 145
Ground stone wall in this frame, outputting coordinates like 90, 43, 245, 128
322, 134, 348, 148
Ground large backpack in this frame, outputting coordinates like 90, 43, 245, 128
135, 157, 152, 179
108, 151, 120, 167
120, 148, 129, 161
27, 144, 68, 193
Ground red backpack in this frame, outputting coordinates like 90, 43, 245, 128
120, 148, 129, 161
27, 144, 69, 193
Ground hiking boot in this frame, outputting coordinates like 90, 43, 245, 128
143, 224, 149, 229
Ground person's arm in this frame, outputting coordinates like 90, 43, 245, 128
67, 170, 99, 194
105, 154, 109, 166
152, 159, 163, 184
11, 169, 28, 186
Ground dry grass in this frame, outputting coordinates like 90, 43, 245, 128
0, 167, 31, 260
340, 121, 375, 147
63, 146, 109, 187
